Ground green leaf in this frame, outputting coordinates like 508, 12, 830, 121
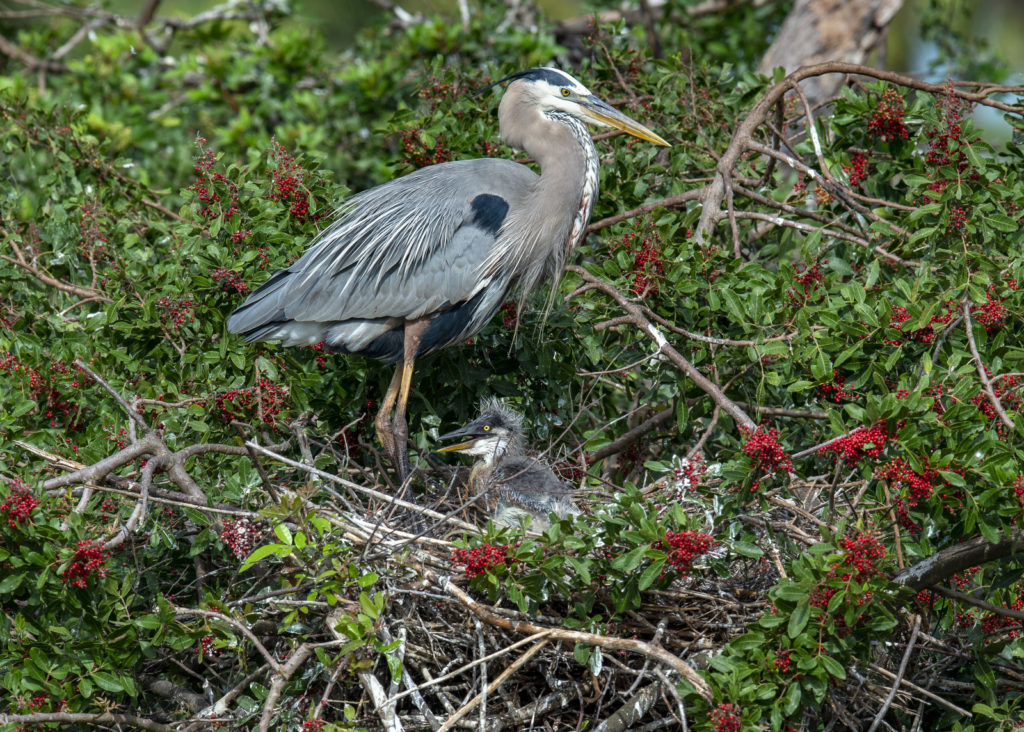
92, 671, 124, 693
0, 573, 23, 593
731, 541, 764, 558
984, 213, 1018, 232
638, 558, 665, 591
239, 543, 286, 572
274, 523, 293, 545
787, 600, 810, 638
938, 470, 966, 487
819, 654, 846, 679
611, 545, 648, 573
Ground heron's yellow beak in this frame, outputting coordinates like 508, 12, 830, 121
581, 97, 670, 147
437, 440, 475, 453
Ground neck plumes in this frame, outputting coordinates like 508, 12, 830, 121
489, 97, 599, 306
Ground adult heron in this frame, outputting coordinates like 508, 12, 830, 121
226, 67, 668, 481
438, 398, 580, 530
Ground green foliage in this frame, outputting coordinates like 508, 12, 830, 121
1, 0, 1024, 730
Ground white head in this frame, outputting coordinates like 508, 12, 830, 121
484, 67, 669, 150
437, 398, 525, 466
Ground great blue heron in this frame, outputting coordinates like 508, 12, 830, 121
226, 67, 668, 482
438, 398, 580, 530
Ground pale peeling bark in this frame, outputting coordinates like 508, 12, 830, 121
759, 0, 905, 108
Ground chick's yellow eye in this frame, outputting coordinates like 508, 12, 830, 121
561, 88, 571, 97
482, 425, 490, 431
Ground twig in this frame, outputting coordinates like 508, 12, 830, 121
867, 614, 921, 732
75, 359, 149, 432
866, 663, 970, 717
894, 529, 1024, 589
566, 265, 755, 432
389, 631, 553, 705
437, 637, 551, 732
172, 606, 281, 673
930, 585, 1024, 623
430, 567, 713, 701
587, 191, 704, 232
963, 302, 1015, 431
260, 643, 317, 732
245, 441, 478, 532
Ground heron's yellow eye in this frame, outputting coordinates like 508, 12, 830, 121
482, 425, 490, 431
560, 88, 571, 97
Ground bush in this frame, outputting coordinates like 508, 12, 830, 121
1, 1, 1023, 730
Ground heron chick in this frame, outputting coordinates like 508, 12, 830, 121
226, 68, 668, 483
438, 399, 580, 530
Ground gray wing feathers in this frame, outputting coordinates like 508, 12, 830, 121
275, 159, 533, 323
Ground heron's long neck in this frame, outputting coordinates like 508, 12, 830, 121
493, 110, 599, 302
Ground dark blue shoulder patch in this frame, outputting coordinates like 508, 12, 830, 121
470, 194, 509, 236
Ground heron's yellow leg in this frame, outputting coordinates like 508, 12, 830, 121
374, 366, 403, 469
391, 320, 429, 482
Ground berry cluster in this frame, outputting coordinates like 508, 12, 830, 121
709, 702, 742, 732
837, 532, 887, 581
302, 720, 325, 732
211, 268, 251, 295
1014, 475, 1024, 510
655, 530, 714, 576
771, 649, 793, 674
948, 205, 969, 234
819, 422, 892, 466
611, 225, 666, 297
0, 351, 87, 430
401, 129, 452, 168
220, 517, 262, 560
103, 424, 129, 450
213, 377, 288, 426
499, 300, 518, 330
741, 426, 792, 475
842, 151, 871, 188
156, 297, 195, 329
416, 71, 461, 111
267, 140, 321, 222
671, 454, 707, 495
867, 87, 909, 142
77, 200, 110, 263
1, 477, 39, 528
199, 635, 221, 658
971, 373, 1020, 436
189, 137, 239, 220
787, 259, 826, 306
61, 540, 108, 588
925, 85, 977, 194
876, 458, 960, 512
979, 591, 1024, 637
808, 533, 887, 627
972, 289, 1009, 332
817, 368, 852, 402
883, 301, 956, 346
554, 454, 590, 483
307, 340, 328, 369
451, 543, 517, 578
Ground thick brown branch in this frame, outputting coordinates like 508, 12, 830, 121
0, 712, 171, 731
894, 530, 1024, 590
589, 406, 676, 463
